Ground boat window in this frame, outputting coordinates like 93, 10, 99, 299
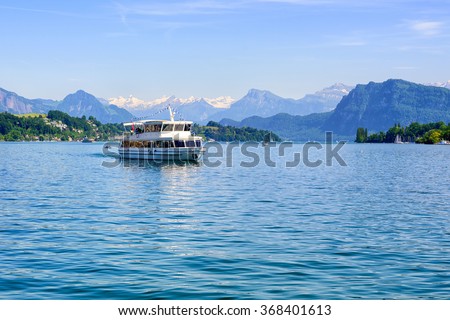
174, 140, 185, 147
174, 124, 184, 131
144, 124, 152, 132
135, 124, 145, 134
195, 140, 201, 147
148, 124, 161, 132
162, 124, 174, 131
184, 124, 191, 131
186, 141, 195, 147
163, 141, 171, 148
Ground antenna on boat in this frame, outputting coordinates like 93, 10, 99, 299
168, 104, 175, 122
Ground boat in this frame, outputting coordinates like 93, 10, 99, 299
394, 134, 403, 144
118, 106, 204, 161
82, 136, 94, 143
262, 132, 273, 146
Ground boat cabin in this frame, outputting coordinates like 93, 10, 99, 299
121, 119, 201, 149
123, 120, 192, 134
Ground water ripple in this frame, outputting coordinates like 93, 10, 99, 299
0, 142, 449, 299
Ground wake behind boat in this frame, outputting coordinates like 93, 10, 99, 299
119, 106, 204, 161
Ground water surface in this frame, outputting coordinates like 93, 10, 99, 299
0, 142, 449, 299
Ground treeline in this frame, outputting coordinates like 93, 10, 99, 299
0, 111, 123, 141
355, 122, 450, 144
193, 121, 282, 142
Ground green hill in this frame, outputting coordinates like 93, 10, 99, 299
324, 79, 450, 135
0, 110, 122, 141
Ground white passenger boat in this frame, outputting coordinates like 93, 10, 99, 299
119, 106, 204, 161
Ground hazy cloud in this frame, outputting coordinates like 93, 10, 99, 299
410, 20, 444, 37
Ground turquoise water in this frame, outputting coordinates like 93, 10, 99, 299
0, 142, 449, 299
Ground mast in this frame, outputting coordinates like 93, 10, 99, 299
168, 105, 175, 122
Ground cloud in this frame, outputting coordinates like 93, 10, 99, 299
410, 20, 444, 37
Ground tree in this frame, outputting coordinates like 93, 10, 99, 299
4, 129, 23, 141
422, 129, 442, 144
442, 128, 450, 141
355, 127, 367, 143
386, 124, 403, 143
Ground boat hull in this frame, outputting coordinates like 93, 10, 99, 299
118, 147, 204, 161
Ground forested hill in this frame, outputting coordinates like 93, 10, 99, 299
0, 111, 123, 141
0, 112, 279, 142
324, 79, 450, 135
193, 121, 281, 142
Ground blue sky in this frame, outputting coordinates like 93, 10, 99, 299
1, 0, 449, 100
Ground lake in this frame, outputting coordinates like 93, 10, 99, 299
0, 142, 449, 299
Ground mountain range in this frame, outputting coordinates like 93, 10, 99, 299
58, 90, 132, 124
427, 80, 450, 90
210, 83, 353, 122
110, 95, 235, 123
0, 88, 57, 114
222, 79, 450, 141
110, 83, 353, 123
1, 80, 450, 139
0, 83, 352, 124
0, 88, 133, 124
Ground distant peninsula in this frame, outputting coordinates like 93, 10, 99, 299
355, 122, 450, 144
193, 121, 281, 142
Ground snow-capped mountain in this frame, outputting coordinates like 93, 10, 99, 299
279, 82, 354, 114
204, 96, 235, 109
108, 84, 353, 123
209, 89, 299, 121
109, 95, 234, 110
301, 83, 354, 112
108, 95, 235, 123
209, 83, 354, 122
426, 80, 450, 90
108, 95, 149, 109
